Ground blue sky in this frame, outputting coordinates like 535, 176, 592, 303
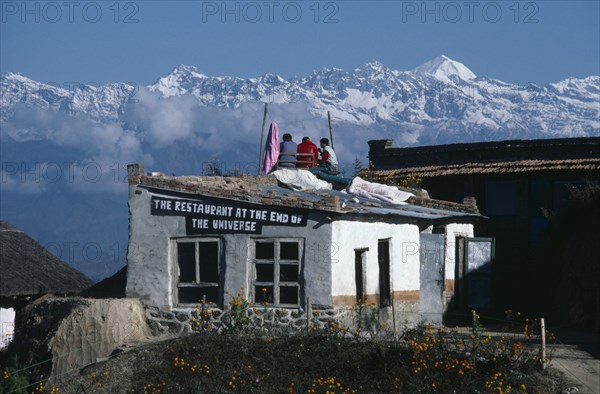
1, 0, 599, 85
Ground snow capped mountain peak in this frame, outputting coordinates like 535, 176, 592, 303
361, 60, 385, 71
300, 66, 348, 82
2, 72, 53, 91
412, 55, 476, 82
355, 60, 395, 75
2, 57, 599, 139
150, 64, 209, 97
549, 75, 600, 100
3, 72, 31, 82
259, 72, 286, 84
352, 61, 399, 84
171, 64, 205, 77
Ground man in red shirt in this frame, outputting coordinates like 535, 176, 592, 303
296, 136, 319, 168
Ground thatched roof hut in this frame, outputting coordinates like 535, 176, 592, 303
0, 221, 94, 305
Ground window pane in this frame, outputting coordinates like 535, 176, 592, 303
179, 287, 219, 304
280, 264, 299, 282
256, 263, 274, 281
178, 243, 196, 282
255, 241, 274, 260
254, 286, 273, 303
280, 286, 299, 305
199, 241, 219, 283
280, 242, 299, 260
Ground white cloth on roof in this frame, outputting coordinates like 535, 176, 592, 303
272, 168, 332, 191
346, 176, 414, 205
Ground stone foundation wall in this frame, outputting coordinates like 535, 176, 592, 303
144, 304, 418, 338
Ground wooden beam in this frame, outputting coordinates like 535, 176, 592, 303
257, 103, 268, 174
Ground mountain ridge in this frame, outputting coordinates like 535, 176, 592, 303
2, 56, 598, 142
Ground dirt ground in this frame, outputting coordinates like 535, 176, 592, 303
449, 326, 600, 393
549, 330, 600, 394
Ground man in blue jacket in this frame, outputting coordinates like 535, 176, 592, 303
278, 133, 298, 167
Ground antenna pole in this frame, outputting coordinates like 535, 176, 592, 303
327, 110, 334, 150
258, 102, 268, 174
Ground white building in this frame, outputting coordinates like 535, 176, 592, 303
125, 164, 483, 330
0, 307, 15, 349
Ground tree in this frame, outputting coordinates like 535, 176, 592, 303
352, 156, 364, 177
203, 160, 223, 176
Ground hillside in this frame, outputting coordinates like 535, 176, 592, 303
47, 330, 568, 393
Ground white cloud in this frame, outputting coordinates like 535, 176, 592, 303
2, 92, 391, 195
124, 88, 200, 145
1, 167, 48, 195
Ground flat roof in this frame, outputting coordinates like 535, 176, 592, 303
132, 167, 481, 222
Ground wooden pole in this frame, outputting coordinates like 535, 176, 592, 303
391, 296, 397, 336
596, 289, 599, 332
540, 317, 547, 370
257, 102, 268, 174
327, 110, 334, 150
306, 297, 311, 332
201, 295, 206, 332
389, 266, 397, 336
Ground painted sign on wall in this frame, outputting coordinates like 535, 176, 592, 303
151, 196, 308, 234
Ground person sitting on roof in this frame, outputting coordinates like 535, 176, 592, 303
296, 136, 319, 168
317, 138, 339, 175
278, 133, 297, 168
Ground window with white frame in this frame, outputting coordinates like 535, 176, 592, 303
174, 238, 221, 305
252, 239, 303, 306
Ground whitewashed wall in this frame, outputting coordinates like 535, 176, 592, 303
330, 220, 421, 300
127, 187, 334, 309
444, 223, 474, 280
0, 307, 15, 349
